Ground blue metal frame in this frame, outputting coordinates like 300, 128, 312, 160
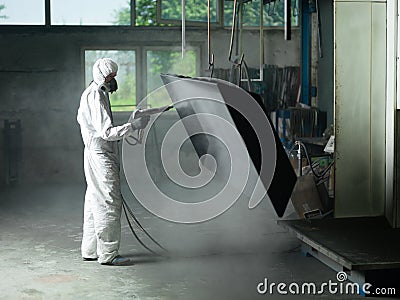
275, 109, 291, 144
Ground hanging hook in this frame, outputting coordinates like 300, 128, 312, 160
293, 0, 299, 17
271, 1, 278, 16
209, 54, 215, 78
267, 1, 278, 16
181, 0, 186, 58
207, 0, 214, 77
228, 0, 237, 62
267, 3, 272, 16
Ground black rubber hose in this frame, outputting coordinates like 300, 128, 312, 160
122, 196, 168, 253
123, 203, 160, 255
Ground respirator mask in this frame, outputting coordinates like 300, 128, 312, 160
100, 78, 118, 94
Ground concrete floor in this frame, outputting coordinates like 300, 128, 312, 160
0, 184, 387, 300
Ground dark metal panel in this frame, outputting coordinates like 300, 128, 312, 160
161, 74, 296, 217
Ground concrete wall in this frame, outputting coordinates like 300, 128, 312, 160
0, 26, 300, 185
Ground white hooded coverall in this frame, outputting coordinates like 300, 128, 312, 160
77, 58, 133, 264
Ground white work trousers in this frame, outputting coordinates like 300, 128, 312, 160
81, 143, 122, 264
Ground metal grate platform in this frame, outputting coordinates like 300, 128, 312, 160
278, 217, 400, 297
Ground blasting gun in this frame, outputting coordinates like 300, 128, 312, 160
127, 105, 174, 145
132, 105, 174, 119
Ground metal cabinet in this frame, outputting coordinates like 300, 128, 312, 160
334, 0, 386, 217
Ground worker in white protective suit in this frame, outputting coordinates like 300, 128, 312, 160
77, 58, 149, 266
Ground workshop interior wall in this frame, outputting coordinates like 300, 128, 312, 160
0, 27, 300, 185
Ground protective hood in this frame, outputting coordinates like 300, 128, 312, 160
92, 58, 118, 85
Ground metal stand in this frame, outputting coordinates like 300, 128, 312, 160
3, 120, 21, 185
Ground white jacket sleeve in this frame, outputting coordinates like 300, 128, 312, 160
91, 92, 133, 141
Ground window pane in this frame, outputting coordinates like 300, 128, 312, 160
224, 0, 298, 27
85, 50, 136, 112
146, 50, 197, 107
159, 0, 217, 23
51, 0, 130, 25
0, 0, 45, 25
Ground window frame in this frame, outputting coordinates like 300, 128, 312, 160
1, 0, 299, 28
156, 0, 299, 29
144, 45, 201, 94
82, 47, 140, 112
143, 45, 201, 108
82, 44, 201, 112
222, 0, 299, 30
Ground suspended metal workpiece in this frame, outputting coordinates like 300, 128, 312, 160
160, 74, 297, 218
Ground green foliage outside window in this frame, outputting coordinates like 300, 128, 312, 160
113, 0, 297, 27
107, 0, 297, 111
146, 50, 197, 107
111, 2, 198, 110
113, 4, 130, 25
136, 0, 158, 26
224, 0, 298, 27
160, 0, 218, 23
113, 0, 159, 26
0, 4, 8, 19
